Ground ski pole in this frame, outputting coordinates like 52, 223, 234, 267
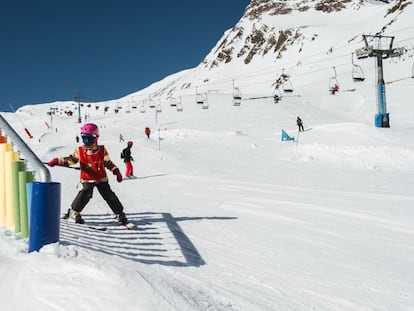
42, 162, 80, 170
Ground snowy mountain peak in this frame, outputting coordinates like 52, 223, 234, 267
202, 0, 412, 70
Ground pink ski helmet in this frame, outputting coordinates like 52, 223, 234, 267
81, 123, 99, 137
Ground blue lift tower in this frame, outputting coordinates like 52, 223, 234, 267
356, 35, 404, 128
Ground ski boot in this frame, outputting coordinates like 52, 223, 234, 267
70, 210, 85, 224
117, 212, 128, 226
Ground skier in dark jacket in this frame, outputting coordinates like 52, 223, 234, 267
121, 141, 134, 178
297, 116, 304, 132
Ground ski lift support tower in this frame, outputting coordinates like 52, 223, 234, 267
357, 34, 403, 128
74, 93, 86, 123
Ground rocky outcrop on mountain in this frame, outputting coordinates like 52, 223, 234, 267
202, 0, 412, 69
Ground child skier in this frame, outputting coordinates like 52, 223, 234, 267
47, 123, 128, 225
121, 141, 134, 178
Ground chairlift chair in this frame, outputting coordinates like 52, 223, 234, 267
149, 100, 155, 108
232, 87, 242, 106
352, 53, 365, 82
140, 104, 146, 113
273, 89, 282, 104
176, 97, 183, 112
281, 70, 294, 93
196, 93, 206, 105
355, 47, 370, 59
412, 63, 414, 78
279, 69, 294, 93
177, 103, 183, 112
352, 66, 365, 82
156, 104, 162, 113
329, 66, 340, 94
169, 97, 177, 107
282, 80, 294, 93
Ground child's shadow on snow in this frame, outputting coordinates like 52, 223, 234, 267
60, 212, 237, 267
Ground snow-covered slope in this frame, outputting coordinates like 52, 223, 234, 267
1, 1, 414, 310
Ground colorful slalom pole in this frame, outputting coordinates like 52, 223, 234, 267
19, 170, 33, 238
5, 150, 18, 230
0, 142, 11, 226
12, 161, 26, 233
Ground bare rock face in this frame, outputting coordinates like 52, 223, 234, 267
202, 0, 411, 69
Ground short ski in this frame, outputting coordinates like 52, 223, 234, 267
84, 224, 108, 231
62, 209, 136, 230
85, 223, 135, 230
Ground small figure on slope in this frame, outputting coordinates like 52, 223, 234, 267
47, 123, 128, 226
121, 141, 134, 178
331, 84, 339, 95
145, 127, 151, 140
297, 116, 304, 132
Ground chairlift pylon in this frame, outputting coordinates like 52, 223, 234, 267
351, 52, 365, 82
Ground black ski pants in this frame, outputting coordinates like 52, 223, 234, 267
71, 181, 124, 215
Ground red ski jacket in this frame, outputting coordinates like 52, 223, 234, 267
58, 145, 118, 183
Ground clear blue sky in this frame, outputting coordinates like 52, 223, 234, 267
0, 0, 250, 112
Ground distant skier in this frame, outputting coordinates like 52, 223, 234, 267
121, 141, 134, 178
331, 84, 339, 95
297, 116, 304, 132
119, 133, 124, 142
145, 127, 151, 140
75, 135, 79, 143
47, 123, 128, 226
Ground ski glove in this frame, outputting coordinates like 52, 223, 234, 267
47, 158, 59, 167
113, 168, 123, 182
